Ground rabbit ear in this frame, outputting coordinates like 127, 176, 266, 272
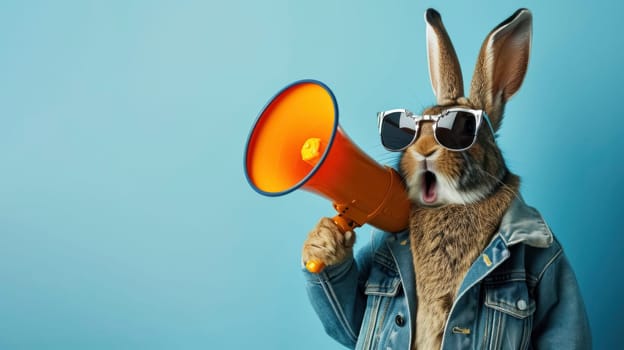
425, 9, 464, 105
469, 9, 532, 130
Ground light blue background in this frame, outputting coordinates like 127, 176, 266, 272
1, 1, 622, 349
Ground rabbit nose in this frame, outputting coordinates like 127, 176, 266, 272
422, 148, 438, 158
414, 134, 439, 158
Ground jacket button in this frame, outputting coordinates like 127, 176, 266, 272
517, 299, 527, 311
395, 314, 405, 327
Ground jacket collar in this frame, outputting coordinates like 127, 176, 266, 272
498, 196, 554, 248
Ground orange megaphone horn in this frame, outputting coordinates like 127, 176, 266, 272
244, 80, 410, 273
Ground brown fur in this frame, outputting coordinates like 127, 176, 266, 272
425, 10, 464, 104
469, 9, 532, 130
408, 174, 519, 350
302, 217, 356, 268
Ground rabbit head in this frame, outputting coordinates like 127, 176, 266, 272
400, 8, 532, 207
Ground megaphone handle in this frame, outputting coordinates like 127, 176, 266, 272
305, 215, 359, 274
332, 215, 357, 233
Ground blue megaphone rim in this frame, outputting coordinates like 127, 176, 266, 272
243, 79, 340, 197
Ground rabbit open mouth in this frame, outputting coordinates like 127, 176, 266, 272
422, 171, 438, 204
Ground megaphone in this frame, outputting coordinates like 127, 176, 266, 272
244, 80, 410, 273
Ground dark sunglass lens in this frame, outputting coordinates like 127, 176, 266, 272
435, 111, 477, 150
380, 112, 416, 150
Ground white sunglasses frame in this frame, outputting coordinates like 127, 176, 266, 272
377, 107, 495, 152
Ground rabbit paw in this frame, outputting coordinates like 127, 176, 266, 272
302, 217, 356, 268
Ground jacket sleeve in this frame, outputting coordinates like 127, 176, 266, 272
302, 231, 381, 348
531, 250, 592, 349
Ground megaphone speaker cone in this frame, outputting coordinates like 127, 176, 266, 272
244, 79, 410, 235
245, 80, 338, 196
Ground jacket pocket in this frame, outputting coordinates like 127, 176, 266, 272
364, 259, 401, 297
482, 281, 535, 350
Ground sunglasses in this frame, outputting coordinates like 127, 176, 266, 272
377, 108, 495, 152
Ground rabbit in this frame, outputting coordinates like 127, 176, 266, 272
303, 8, 590, 350
401, 8, 530, 349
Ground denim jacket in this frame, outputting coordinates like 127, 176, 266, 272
303, 198, 591, 349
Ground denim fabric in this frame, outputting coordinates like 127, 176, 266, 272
303, 198, 591, 349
